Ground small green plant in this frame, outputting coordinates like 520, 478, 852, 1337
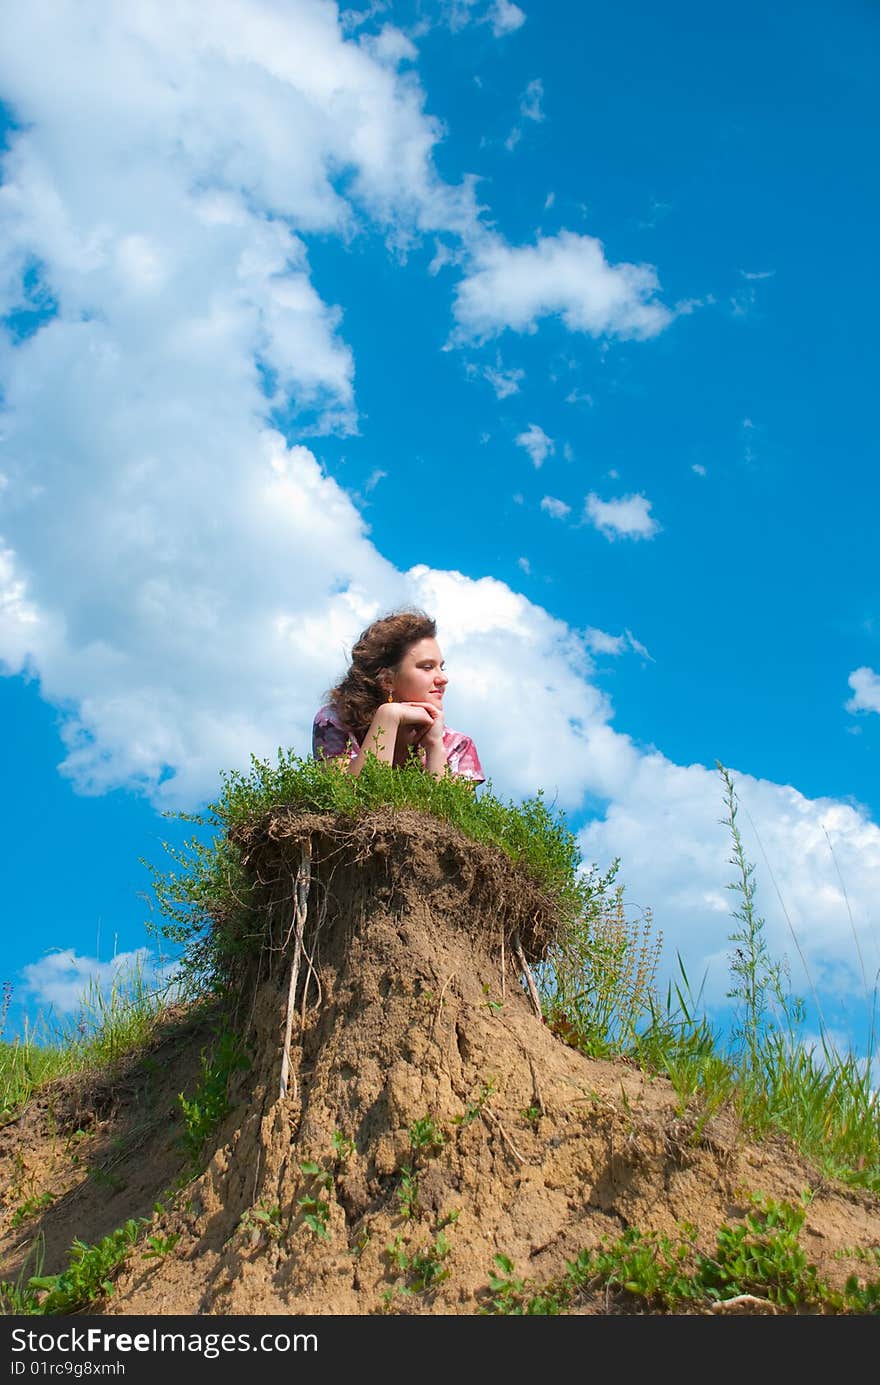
481, 983, 503, 1013
695, 1193, 824, 1308
143, 1232, 180, 1259
521, 1104, 542, 1128
298, 1161, 333, 1239
9, 1192, 55, 1229
539, 876, 661, 1059
178, 1027, 250, 1166
386, 1228, 452, 1296
17, 1219, 147, 1315
408, 1114, 445, 1158
453, 1081, 496, 1128
332, 1130, 355, 1164
717, 763, 801, 1071
838, 1245, 880, 1266
394, 1113, 448, 1221
484, 1193, 880, 1315
486, 1253, 527, 1313
396, 1165, 420, 1220
239, 1204, 284, 1242
0, 1235, 47, 1315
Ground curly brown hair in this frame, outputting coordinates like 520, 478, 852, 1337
327, 608, 438, 742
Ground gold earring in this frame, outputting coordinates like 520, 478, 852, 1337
387, 691, 393, 702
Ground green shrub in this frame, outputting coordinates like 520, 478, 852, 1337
144, 748, 613, 996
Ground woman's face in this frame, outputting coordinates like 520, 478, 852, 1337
390, 637, 448, 706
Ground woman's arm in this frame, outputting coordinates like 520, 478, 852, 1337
422, 737, 449, 779
414, 703, 449, 780
344, 703, 400, 776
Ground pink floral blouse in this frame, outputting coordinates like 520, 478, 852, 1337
312, 703, 485, 784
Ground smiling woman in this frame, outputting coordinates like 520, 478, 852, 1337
312, 608, 485, 785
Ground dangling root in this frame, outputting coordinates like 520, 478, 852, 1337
279, 840, 312, 1100
512, 928, 542, 1020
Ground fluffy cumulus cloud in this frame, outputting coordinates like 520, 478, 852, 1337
583, 626, 652, 660
540, 494, 570, 519
433, 0, 525, 37
846, 667, 880, 716
490, 0, 527, 36
483, 362, 524, 397
516, 423, 554, 468
579, 757, 880, 1034
20, 947, 175, 1016
505, 76, 544, 150
584, 491, 660, 541
0, 0, 478, 802
451, 231, 675, 344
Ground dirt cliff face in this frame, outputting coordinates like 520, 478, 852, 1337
2, 809, 879, 1315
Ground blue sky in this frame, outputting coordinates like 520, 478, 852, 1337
1, 0, 879, 1057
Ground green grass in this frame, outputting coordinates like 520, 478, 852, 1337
143, 747, 618, 994
536, 763, 880, 1196
0, 957, 197, 1127
0, 1219, 146, 1315
178, 1026, 250, 1168
485, 1193, 880, 1314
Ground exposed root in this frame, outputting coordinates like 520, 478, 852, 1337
480, 1106, 526, 1165
279, 841, 311, 1100
706, 1293, 779, 1315
430, 973, 457, 1039
512, 930, 542, 1020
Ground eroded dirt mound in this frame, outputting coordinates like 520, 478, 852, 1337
2, 809, 879, 1315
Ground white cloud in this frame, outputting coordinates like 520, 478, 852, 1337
625, 628, 653, 661
846, 667, 880, 716
583, 627, 625, 655
519, 78, 544, 123
451, 231, 674, 344
488, 0, 526, 35
360, 23, 418, 66
517, 556, 531, 574
20, 947, 174, 1017
516, 423, 554, 468
505, 76, 544, 149
692, 463, 707, 476
540, 495, 570, 519
579, 759, 880, 1028
483, 362, 525, 398
584, 492, 660, 541
583, 626, 652, 660
436, 0, 525, 38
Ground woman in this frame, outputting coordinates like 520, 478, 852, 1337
312, 609, 484, 785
